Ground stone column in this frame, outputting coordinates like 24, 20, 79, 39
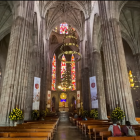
24, 13, 39, 120
98, 1, 137, 124
43, 39, 49, 110
134, 54, 140, 82
39, 18, 45, 111
0, 2, 34, 125
81, 67, 90, 110
92, 50, 108, 119
78, 40, 83, 102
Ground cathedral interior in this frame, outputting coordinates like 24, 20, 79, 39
0, 1, 140, 127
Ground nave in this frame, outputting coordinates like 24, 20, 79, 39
54, 121, 87, 140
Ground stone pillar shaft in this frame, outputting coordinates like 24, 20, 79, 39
0, 2, 34, 124
24, 13, 39, 120
81, 67, 90, 110
92, 50, 107, 119
99, 1, 137, 124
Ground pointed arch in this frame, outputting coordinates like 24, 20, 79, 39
71, 54, 76, 91
51, 35, 58, 44
51, 54, 56, 91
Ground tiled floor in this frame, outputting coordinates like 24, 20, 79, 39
54, 121, 88, 140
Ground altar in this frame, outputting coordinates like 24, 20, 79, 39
59, 93, 69, 112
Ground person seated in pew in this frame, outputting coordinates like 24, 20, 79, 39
74, 113, 78, 118
108, 120, 122, 136
82, 116, 87, 121
121, 121, 136, 136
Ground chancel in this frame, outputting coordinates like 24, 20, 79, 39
0, 1, 140, 140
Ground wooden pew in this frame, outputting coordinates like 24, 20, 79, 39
0, 132, 51, 140
135, 136, 140, 140
0, 138, 48, 140
99, 131, 112, 140
76, 119, 111, 129
108, 137, 135, 140
85, 125, 108, 136
92, 127, 108, 140
0, 128, 53, 139
78, 120, 111, 132
99, 131, 128, 140
82, 122, 112, 134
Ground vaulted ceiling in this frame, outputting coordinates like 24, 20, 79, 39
0, 1, 13, 41
43, 1, 89, 37
120, 1, 140, 54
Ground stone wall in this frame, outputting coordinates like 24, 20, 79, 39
123, 39, 140, 117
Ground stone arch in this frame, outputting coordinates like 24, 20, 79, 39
47, 20, 82, 40
119, 1, 140, 54
51, 35, 58, 44
0, 1, 13, 41
121, 32, 136, 55
122, 38, 140, 117
0, 34, 10, 96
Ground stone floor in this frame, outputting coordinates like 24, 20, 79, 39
54, 121, 88, 140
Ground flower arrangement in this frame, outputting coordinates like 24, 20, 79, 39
9, 108, 24, 121
31, 110, 40, 120
111, 107, 125, 122
41, 110, 47, 118
46, 108, 49, 114
81, 110, 89, 117
90, 109, 98, 119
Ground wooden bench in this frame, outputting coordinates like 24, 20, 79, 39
85, 125, 108, 136
0, 132, 51, 140
99, 131, 112, 140
82, 123, 112, 135
92, 127, 108, 140
0, 138, 48, 140
108, 137, 135, 140
0, 129, 53, 139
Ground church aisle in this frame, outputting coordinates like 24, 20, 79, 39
54, 121, 88, 140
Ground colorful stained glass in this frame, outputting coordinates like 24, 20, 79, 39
51, 54, 56, 91
61, 55, 66, 78
60, 23, 68, 34
72, 28, 75, 31
71, 54, 76, 90
53, 27, 57, 33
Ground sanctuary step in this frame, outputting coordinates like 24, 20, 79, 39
58, 111, 69, 122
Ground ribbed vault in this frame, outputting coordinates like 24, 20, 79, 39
120, 1, 140, 54
43, 1, 86, 38
0, 1, 13, 41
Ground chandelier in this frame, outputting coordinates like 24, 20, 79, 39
58, 25, 82, 63
58, 70, 73, 91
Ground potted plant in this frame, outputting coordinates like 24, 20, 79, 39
111, 107, 125, 124
41, 110, 47, 120
31, 110, 40, 120
90, 109, 98, 119
9, 108, 24, 126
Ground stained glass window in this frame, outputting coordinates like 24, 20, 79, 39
72, 28, 75, 31
71, 54, 76, 90
60, 23, 68, 34
53, 27, 57, 33
61, 55, 66, 78
51, 54, 56, 91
